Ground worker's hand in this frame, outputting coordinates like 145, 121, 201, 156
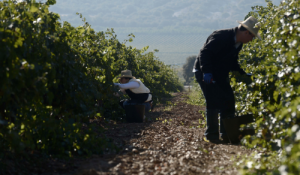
113, 90, 123, 97
114, 83, 120, 86
246, 73, 256, 80
203, 73, 213, 84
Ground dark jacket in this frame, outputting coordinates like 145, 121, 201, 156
193, 27, 246, 82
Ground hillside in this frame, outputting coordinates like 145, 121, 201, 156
46, 0, 282, 65
50, 0, 282, 33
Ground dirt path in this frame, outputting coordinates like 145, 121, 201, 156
68, 92, 253, 175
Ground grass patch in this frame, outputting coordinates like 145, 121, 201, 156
186, 80, 206, 106
163, 101, 178, 111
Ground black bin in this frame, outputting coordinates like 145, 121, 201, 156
125, 104, 145, 123
222, 114, 255, 144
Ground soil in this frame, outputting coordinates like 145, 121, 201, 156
4, 92, 254, 175
71, 92, 253, 175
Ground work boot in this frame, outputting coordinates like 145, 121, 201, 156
220, 111, 235, 142
220, 136, 230, 143
203, 137, 222, 144
204, 109, 220, 140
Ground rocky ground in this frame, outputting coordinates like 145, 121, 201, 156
70, 92, 253, 175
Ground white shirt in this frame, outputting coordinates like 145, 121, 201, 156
114, 82, 139, 89
114, 82, 152, 102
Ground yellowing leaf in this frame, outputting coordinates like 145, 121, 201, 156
30, 6, 39, 12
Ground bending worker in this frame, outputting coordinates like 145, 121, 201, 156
114, 70, 153, 113
193, 16, 261, 143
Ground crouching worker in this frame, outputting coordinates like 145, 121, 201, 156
114, 70, 153, 114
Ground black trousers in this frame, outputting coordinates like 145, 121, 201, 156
195, 71, 235, 140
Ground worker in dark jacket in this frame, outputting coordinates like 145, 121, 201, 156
193, 16, 261, 143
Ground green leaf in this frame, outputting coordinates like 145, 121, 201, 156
30, 6, 39, 13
